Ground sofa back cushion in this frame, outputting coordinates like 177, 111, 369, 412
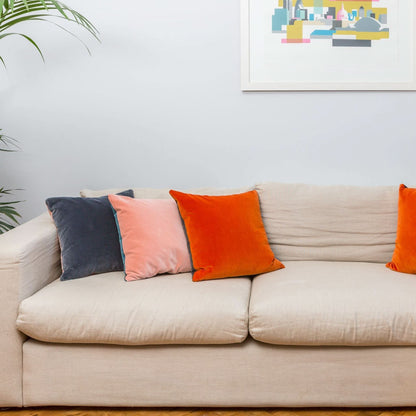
256, 183, 399, 263
81, 187, 251, 199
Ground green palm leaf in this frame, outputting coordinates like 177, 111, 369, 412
0, 187, 21, 234
0, 0, 99, 65
0, 129, 19, 151
0, 1, 99, 233
0, 133, 21, 233
0, 31, 44, 60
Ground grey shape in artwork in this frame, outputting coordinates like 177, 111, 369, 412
359, 6, 365, 18
325, 6, 336, 19
295, 0, 305, 18
332, 20, 342, 28
379, 14, 387, 24
332, 39, 372, 47
295, 0, 304, 11
286, 0, 293, 19
355, 17, 382, 32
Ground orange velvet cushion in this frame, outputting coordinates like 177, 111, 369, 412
387, 184, 416, 274
169, 189, 284, 282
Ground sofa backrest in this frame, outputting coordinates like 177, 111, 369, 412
81, 183, 399, 264
80, 186, 251, 198
256, 183, 399, 263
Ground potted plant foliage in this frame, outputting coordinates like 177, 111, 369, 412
0, 0, 99, 233
0, 130, 20, 232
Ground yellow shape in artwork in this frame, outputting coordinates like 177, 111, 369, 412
287, 20, 303, 39
355, 31, 390, 40
303, 0, 373, 7
301, 0, 380, 18
336, 30, 389, 40
372, 8, 387, 20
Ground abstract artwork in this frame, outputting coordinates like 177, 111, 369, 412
241, 0, 416, 90
272, 1, 389, 47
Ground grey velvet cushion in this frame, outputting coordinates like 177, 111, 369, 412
46, 190, 133, 281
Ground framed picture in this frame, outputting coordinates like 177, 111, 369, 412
241, 0, 416, 90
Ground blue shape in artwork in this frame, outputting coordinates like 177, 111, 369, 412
310, 29, 336, 39
309, 13, 314, 21
299, 9, 307, 20
314, 0, 323, 15
272, 8, 289, 32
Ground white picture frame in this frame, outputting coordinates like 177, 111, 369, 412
241, 0, 416, 91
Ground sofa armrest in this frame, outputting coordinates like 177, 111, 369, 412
0, 213, 61, 407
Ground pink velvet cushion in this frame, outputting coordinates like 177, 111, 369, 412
108, 195, 192, 281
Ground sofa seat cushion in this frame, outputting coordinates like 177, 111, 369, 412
17, 272, 251, 345
249, 261, 416, 346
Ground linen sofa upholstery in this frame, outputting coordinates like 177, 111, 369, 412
2, 182, 413, 407
256, 183, 398, 262
0, 213, 61, 407
250, 261, 416, 346
80, 186, 251, 199
17, 272, 251, 345
23, 338, 416, 407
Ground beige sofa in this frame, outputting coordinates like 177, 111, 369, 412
2, 182, 416, 408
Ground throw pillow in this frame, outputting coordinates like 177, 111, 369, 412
169, 189, 284, 282
108, 195, 192, 281
46, 189, 134, 281
387, 184, 416, 274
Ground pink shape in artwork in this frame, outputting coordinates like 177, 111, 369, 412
282, 39, 311, 43
337, 3, 349, 20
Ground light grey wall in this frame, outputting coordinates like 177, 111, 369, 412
0, 0, 415, 222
